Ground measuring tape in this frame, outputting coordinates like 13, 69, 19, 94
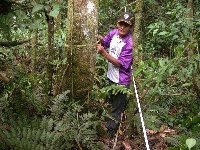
133, 76, 150, 150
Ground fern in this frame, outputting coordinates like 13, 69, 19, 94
49, 91, 70, 119
0, 117, 65, 150
61, 103, 101, 150
0, 92, 103, 150
51, 92, 102, 149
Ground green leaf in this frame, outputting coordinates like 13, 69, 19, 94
49, 3, 60, 18
172, 35, 179, 40
26, 128, 31, 140
49, 9, 59, 18
159, 59, 165, 67
158, 31, 169, 35
32, 4, 44, 14
182, 82, 192, 87
40, 130, 46, 142
153, 29, 159, 36
186, 138, 196, 150
35, 129, 42, 141
134, 64, 144, 77
169, 66, 175, 76
165, 11, 173, 15
47, 118, 54, 131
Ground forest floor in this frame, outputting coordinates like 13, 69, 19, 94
98, 122, 176, 150
96, 100, 177, 150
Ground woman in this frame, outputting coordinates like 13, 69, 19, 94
97, 12, 134, 138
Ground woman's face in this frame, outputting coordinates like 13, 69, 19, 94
117, 21, 131, 38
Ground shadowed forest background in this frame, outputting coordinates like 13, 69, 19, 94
0, 0, 200, 149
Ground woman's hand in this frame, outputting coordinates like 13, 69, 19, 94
97, 35, 103, 43
96, 44, 106, 55
96, 44, 120, 67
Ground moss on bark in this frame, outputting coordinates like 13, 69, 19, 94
61, 0, 98, 102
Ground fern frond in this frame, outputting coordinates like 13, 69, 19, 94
50, 91, 70, 118
1, 92, 103, 150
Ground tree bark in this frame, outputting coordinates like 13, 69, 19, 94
60, 0, 98, 102
46, 4, 55, 94
0, 39, 31, 47
187, 0, 200, 99
187, 0, 194, 61
126, 0, 144, 137
31, 29, 38, 74
133, 0, 143, 63
55, 0, 62, 32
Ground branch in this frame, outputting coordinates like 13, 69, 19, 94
117, 1, 136, 14
0, 38, 31, 47
11, 0, 32, 9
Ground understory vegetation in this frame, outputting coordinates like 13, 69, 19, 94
0, 0, 200, 149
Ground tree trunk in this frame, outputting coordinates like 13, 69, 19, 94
46, 5, 55, 94
31, 29, 38, 74
133, 0, 143, 63
60, 0, 98, 102
126, 0, 144, 137
187, 0, 194, 61
55, 0, 62, 32
187, 0, 200, 99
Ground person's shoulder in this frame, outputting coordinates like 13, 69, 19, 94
127, 33, 133, 39
109, 28, 118, 35
123, 33, 133, 42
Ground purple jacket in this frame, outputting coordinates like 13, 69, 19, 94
102, 29, 133, 85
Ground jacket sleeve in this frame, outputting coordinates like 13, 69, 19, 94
101, 29, 116, 49
118, 38, 133, 70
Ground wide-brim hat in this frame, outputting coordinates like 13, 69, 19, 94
118, 12, 134, 26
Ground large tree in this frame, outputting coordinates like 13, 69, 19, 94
60, 0, 98, 102
126, 0, 144, 136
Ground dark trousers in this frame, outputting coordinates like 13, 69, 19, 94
105, 80, 128, 132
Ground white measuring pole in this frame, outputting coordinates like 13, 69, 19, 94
133, 77, 150, 150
